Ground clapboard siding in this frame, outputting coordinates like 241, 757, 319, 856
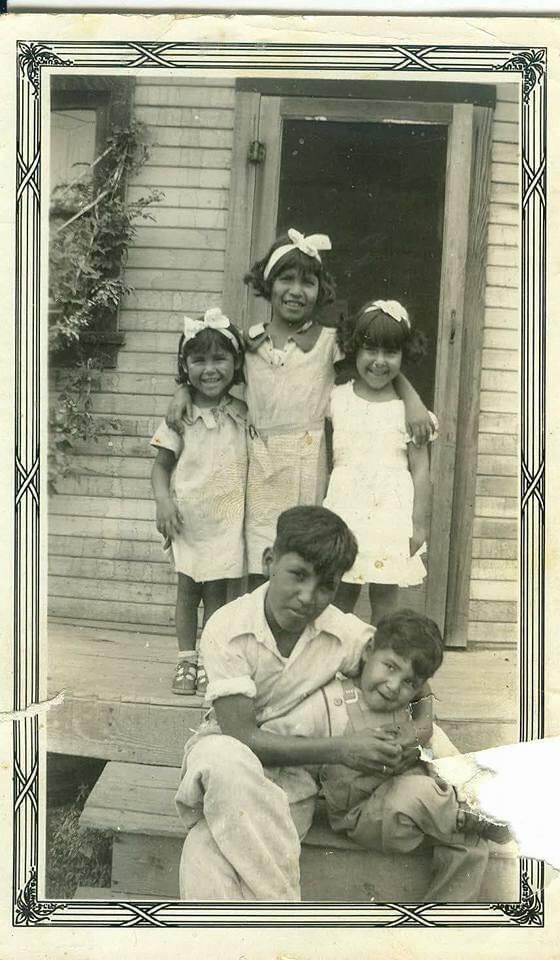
48, 77, 236, 621
49, 79, 520, 648
469, 83, 519, 647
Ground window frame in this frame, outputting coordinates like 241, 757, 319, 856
49, 75, 135, 367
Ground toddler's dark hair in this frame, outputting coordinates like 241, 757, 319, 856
244, 233, 336, 307
176, 321, 245, 386
372, 608, 444, 681
335, 301, 428, 383
273, 506, 357, 583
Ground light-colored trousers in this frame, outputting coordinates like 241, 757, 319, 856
175, 726, 478, 901
335, 768, 489, 901
175, 734, 315, 900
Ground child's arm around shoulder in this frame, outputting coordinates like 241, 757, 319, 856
166, 383, 193, 433
394, 374, 432, 446
213, 693, 403, 774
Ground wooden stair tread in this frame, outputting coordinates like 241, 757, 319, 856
82, 760, 518, 860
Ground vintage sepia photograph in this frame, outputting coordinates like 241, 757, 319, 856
44, 64, 522, 909
8, 20, 549, 940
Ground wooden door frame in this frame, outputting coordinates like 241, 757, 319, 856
223, 91, 493, 646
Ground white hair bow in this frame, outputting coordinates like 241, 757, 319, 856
183, 307, 239, 348
263, 228, 332, 280
364, 299, 410, 329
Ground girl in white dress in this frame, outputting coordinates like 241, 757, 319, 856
167, 232, 433, 587
150, 309, 247, 695
323, 299, 437, 624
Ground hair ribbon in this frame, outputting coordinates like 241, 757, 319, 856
263, 228, 332, 280
183, 307, 239, 350
363, 299, 411, 329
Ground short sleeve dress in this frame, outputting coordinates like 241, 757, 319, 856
323, 381, 435, 587
244, 325, 341, 572
150, 395, 248, 582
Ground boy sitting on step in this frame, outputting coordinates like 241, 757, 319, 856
175, 505, 413, 901
315, 609, 511, 900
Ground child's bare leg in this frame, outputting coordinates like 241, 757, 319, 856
333, 581, 361, 614
194, 580, 229, 696
173, 574, 202, 695
176, 573, 202, 652
201, 579, 229, 627
368, 582, 399, 624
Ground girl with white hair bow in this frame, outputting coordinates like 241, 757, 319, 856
324, 299, 437, 624
150, 310, 247, 695
167, 231, 432, 586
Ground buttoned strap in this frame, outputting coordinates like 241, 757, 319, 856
340, 677, 367, 732
319, 678, 351, 737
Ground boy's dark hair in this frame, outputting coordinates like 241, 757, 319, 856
273, 506, 357, 582
335, 301, 428, 383
372, 608, 444, 680
176, 322, 245, 386
244, 234, 336, 307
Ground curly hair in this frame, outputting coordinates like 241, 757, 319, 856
244, 234, 336, 307
176, 322, 245, 386
372, 608, 444, 681
335, 300, 428, 383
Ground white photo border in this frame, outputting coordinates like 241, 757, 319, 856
13, 39, 544, 927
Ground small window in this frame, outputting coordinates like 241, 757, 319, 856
50, 109, 98, 190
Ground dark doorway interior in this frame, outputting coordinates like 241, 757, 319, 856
277, 119, 448, 408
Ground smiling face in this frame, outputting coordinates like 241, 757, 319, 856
355, 344, 403, 393
263, 551, 341, 635
185, 345, 236, 404
360, 645, 425, 712
270, 266, 320, 327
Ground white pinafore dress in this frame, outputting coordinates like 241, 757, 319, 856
323, 381, 435, 587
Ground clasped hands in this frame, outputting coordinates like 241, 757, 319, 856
342, 728, 422, 779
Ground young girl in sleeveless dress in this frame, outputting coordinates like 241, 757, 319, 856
324, 300, 437, 624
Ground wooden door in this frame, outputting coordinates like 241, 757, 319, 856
224, 92, 492, 643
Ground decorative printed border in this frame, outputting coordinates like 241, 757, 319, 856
13, 39, 545, 927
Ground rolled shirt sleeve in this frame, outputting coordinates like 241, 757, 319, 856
200, 606, 257, 704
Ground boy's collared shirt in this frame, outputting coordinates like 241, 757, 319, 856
201, 583, 373, 727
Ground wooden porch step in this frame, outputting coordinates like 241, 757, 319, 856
47, 621, 518, 765
80, 761, 519, 903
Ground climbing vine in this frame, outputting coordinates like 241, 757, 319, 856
49, 119, 162, 490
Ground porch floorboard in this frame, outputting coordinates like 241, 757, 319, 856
47, 617, 518, 766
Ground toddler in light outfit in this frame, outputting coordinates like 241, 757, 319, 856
318, 609, 511, 901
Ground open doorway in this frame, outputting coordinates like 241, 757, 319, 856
277, 119, 447, 408
226, 90, 493, 641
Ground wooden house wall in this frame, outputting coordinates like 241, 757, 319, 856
468, 83, 519, 647
48, 79, 519, 646
48, 77, 236, 630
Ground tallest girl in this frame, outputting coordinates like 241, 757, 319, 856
167, 229, 432, 587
